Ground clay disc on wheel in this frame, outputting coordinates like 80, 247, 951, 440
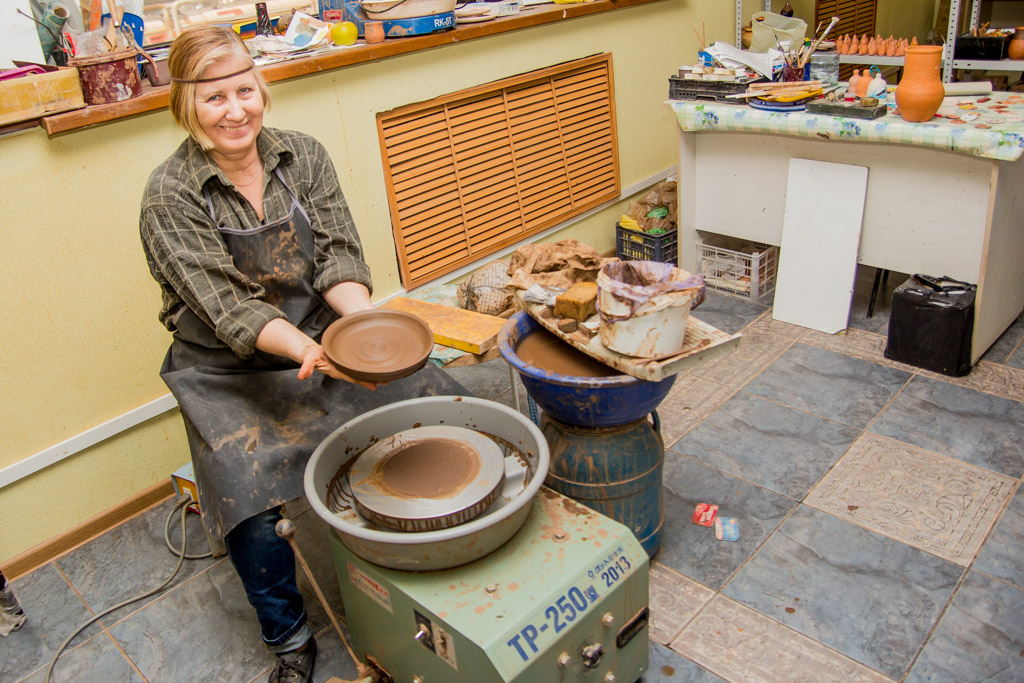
321, 310, 433, 383
348, 426, 506, 531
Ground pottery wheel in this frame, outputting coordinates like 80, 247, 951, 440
321, 310, 433, 383
347, 426, 506, 532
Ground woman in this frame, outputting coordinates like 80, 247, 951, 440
139, 26, 465, 683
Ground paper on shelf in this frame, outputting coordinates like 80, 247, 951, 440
705, 41, 782, 79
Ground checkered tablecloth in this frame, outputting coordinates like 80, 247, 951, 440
668, 93, 1024, 161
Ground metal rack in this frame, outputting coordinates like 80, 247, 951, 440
944, 0, 1024, 81
737, 0, 1024, 82
735, 0, 772, 48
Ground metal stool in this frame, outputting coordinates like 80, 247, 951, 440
867, 268, 890, 319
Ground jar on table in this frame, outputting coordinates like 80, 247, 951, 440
809, 50, 840, 86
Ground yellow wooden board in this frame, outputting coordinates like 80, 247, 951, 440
0, 67, 85, 126
379, 297, 505, 355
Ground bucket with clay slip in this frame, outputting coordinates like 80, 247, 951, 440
597, 261, 706, 358
69, 50, 141, 105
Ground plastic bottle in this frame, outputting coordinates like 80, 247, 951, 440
847, 69, 861, 101
866, 67, 887, 98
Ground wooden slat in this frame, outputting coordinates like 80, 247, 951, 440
378, 53, 618, 288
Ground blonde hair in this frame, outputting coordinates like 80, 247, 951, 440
167, 26, 271, 150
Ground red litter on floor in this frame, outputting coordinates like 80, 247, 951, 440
691, 503, 718, 526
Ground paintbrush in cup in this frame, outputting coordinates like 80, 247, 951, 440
800, 15, 840, 67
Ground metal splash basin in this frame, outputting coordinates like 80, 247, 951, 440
498, 312, 676, 427
304, 396, 548, 571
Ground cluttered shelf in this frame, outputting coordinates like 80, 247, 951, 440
18, 0, 662, 137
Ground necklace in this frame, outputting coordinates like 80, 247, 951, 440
226, 160, 263, 188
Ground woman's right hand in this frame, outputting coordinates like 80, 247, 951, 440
298, 343, 378, 390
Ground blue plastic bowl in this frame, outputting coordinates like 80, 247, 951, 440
498, 312, 675, 427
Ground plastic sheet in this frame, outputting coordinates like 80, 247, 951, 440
750, 11, 807, 53
883, 275, 976, 377
597, 261, 705, 322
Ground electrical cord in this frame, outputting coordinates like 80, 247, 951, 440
45, 493, 210, 683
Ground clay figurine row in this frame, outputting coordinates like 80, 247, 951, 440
836, 34, 919, 57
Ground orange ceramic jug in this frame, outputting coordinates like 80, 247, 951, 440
895, 45, 944, 122
1009, 28, 1024, 61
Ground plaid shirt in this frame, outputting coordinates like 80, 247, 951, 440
140, 128, 372, 359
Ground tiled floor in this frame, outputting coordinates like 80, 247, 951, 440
3, 268, 1024, 682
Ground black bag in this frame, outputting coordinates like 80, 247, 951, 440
883, 275, 976, 377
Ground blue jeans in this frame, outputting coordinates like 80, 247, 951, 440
224, 507, 311, 653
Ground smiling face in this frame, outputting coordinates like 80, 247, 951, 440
194, 57, 265, 161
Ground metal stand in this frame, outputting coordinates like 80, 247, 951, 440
867, 267, 890, 319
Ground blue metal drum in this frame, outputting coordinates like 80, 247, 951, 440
498, 311, 671, 557
498, 312, 676, 427
541, 415, 665, 558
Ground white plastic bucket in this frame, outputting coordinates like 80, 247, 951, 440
598, 262, 700, 358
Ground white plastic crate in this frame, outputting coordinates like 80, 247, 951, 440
697, 234, 778, 302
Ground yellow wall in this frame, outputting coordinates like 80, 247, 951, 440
0, 0, 731, 564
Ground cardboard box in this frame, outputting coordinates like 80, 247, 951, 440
0, 67, 85, 126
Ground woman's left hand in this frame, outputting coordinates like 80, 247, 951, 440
297, 343, 377, 390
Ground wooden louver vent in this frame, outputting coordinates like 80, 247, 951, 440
377, 53, 620, 290
816, 0, 876, 41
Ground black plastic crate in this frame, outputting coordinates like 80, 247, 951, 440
669, 75, 757, 102
615, 223, 678, 264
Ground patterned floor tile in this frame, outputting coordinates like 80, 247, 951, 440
648, 562, 715, 645
906, 571, 1024, 683
722, 505, 963, 679
645, 641, 726, 682
19, 632, 145, 683
659, 456, 795, 589
673, 392, 860, 500
689, 329, 796, 389
805, 434, 1016, 566
919, 361, 1024, 404
869, 375, 1024, 478
743, 309, 809, 341
973, 485, 1024, 589
0, 564, 102, 682
691, 293, 769, 335
799, 327, 919, 373
107, 560, 270, 681
742, 344, 911, 429
671, 596, 894, 683
54, 498, 220, 624
656, 374, 737, 449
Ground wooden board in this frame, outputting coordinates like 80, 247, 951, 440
0, 66, 85, 126
519, 299, 741, 382
772, 158, 868, 334
379, 297, 505, 355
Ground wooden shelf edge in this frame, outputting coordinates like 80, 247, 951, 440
37, 0, 664, 137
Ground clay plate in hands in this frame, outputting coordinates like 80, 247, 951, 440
321, 310, 433, 383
